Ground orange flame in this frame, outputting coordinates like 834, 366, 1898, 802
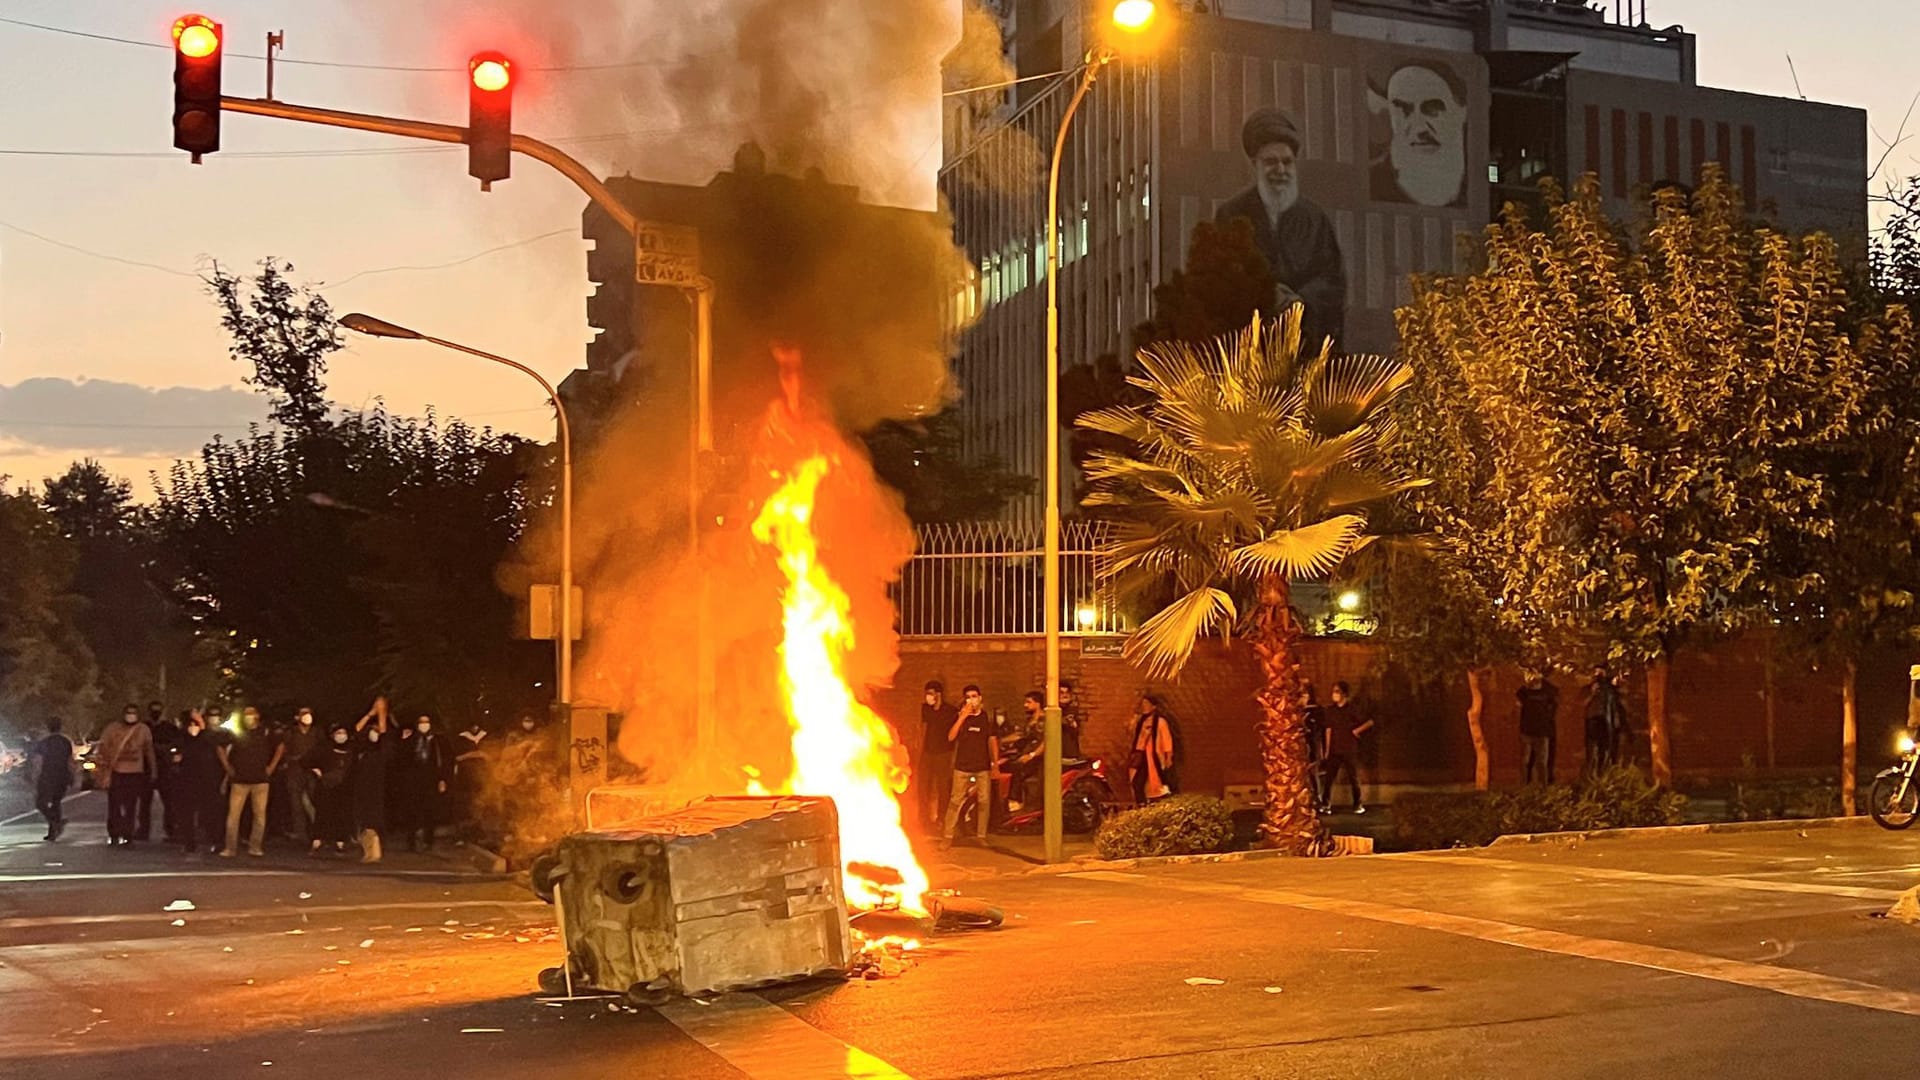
750, 454, 930, 914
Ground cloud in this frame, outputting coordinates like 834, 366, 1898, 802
0, 377, 270, 457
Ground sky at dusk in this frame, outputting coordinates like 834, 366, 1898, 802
1, 0, 1915, 495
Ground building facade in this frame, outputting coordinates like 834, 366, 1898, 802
943, 0, 1869, 518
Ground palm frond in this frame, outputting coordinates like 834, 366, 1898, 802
1124, 586, 1236, 681
1316, 468, 1434, 511
1229, 515, 1369, 579
1307, 353, 1414, 433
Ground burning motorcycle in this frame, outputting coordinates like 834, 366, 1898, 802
1868, 730, 1920, 830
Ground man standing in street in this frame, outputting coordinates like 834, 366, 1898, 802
220, 707, 283, 857
396, 714, 454, 852
1584, 666, 1625, 775
940, 685, 997, 849
917, 680, 957, 832
1518, 671, 1561, 785
1007, 690, 1046, 812
175, 710, 226, 855
281, 707, 322, 846
1058, 681, 1085, 760
145, 700, 178, 843
97, 704, 156, 846
27, 717, 77, 841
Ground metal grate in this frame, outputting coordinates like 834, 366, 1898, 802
894, 520, 1132, 638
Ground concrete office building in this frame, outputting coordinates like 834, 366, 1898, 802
942, 0, 1868, 517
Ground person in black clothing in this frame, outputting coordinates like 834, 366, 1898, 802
147, 701, 182, 843
1320, 681, 1373, 814
917, 680, 958, 832
174, 710, 227, 855
1007, 691, 1046, 812
1057, 681, 1085, 760
940, 685, 998, 848
1517, 671, 1562, 784
1301, 682, 1330, 812
352, 701, 394, 863
396, 714, 454, 852
280, 707, 322, 845
27, 717, 76, 841
305, 724, 357, 854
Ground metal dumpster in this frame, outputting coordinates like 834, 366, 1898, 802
547, 795, 851, 1000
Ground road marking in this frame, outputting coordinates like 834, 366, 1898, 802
658, 993, 912, 1079
1072, 870, 1920, 1019
0, 789, 94, 828
1405, 853, 1909, 902
0, 898, 549, 933
0, 868, 487, 883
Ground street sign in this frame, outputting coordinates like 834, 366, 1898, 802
1079, 637, 1127, 659
634, 221, 701, 287
529, 584, 584, 641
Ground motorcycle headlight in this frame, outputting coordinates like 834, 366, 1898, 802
1900, 734, 1917, 756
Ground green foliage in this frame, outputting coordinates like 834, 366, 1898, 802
1390, 767, 1687, 850
0, 484, 100, 734
1395, 168, 1867, 672
1093, 794, 1235, 859
1076, 311, 1420, 679
1728, 777, 1844, 821
861, 411, 1033, 524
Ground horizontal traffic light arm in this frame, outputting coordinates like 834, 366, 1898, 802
217, 95, 639, 235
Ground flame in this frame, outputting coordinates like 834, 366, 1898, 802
751, 454, 930, 914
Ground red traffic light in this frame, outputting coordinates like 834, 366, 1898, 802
471, 56, 511, 93
173, 14, 221, 58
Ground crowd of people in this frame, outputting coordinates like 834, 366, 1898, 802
21, 696, 556, 861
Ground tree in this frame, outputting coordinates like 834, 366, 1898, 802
861, 411, 1034, 524
0, 482, 100, 735
1077, 310, 1421, 853
1395, 169, 1867, 786
207, 258, 342, 433
40, 461, 215, 712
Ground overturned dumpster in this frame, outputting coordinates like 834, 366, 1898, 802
538, 795, 852, 1003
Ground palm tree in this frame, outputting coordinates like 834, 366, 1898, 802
1076, 311, 1421, 853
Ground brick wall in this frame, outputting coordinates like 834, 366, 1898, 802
870, 634, 1904, 794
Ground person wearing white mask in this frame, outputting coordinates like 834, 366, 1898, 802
281, 707, 322, 847
304, 724, 357, 854
396, 714, 454, 852
174, 710, 225, 855
350, 697, 394, 863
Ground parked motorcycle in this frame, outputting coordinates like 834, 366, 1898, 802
952, 732, 1114, 836
1868, 731, 1919, 830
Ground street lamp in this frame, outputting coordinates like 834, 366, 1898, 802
1042, 0, 1167, 863
339, 313, 575, 716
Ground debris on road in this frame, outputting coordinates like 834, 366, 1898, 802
460, 1028, 505, 1034
1184, 977, 1226, 986
1886, 885, 1920, 925
163, 900, 195, 912
359, 939, 374, 949
1264, 986, 1285, 994
170, 919, 186, 927
298, 893, 312, 900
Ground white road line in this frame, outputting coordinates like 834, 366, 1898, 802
0, 789, 94, 828
1405, 852, 1910, 902
0, 898, 549, 932
658, 993, 912, 1080
1071, 870, 1920, 1019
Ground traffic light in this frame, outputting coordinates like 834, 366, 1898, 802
468, 51, 513, 187
171, 14, 223, 161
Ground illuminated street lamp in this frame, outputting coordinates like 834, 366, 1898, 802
1043, 0, 1169, 863
339, 314, 575, 715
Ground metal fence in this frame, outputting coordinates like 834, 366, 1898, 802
895, 521, 1132, 638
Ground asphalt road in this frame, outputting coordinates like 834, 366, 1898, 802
4, 792, 1919, 1079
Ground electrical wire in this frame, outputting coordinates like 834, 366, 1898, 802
0, 14, 705, 73
322, 228, 578, 287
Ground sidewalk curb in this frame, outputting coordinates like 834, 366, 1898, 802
1488, 814, 1874, 846
458, 841, 509, 874
1020, 846, 1309, 877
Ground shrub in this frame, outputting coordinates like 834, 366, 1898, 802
1391, 767, 1687, 850
1094, 795, 1235, 860
1729, 778, 1843, 821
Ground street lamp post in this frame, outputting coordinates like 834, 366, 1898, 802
339, 314, 575, 715
1043, 1, 1165, 864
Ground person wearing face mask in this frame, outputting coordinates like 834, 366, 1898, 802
174, 710, 226, 855
96, 704, 158, 846
396, 714, 454, 852
280, 707, 322, 847
351, 697, 394, 863
453, 719, 491, 836
145, 700, 179, 843
219, 707, 284, 858
305, 724, 357, 855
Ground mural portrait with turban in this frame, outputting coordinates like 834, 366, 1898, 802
1211, 106, 1348, 353
1368, 60, 1469, 208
